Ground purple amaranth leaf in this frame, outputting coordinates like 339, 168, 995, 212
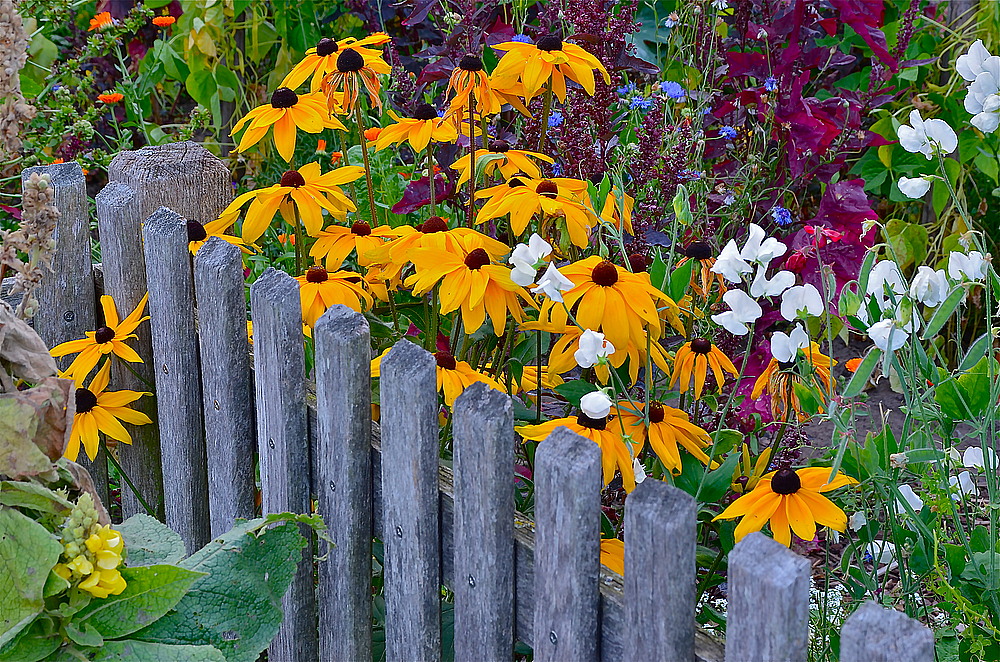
390, 173, 454, 215
828, 0, 898, 70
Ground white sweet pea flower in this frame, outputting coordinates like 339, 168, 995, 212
867, 260, 907, 311
957, 40, 994, 82
959, 42, 1000, 133
710, 239, 753, 283
740, 223, 787, 266
945, 447, 962, 463
867, 318, 909, 352
510, 263, 538, 286
750, 266, 795, 298
580, 390, 613, 419
950, 470, 976, 499
897, 175, 931, 199
909, 265, 949, 307
770, 324, 810, 363
780, 284, 823, 321
897, 109, 958, 159
948, 251, 988, 282
866, 540, 896, 565
531, 263, 574, 302
969, 92, 1000, 134
574, 329, 615, 368
509, 233, 553, 285
710, 289, 762, 336
632, 457, 647, 484
963, 446, 997, 471
848, 511, 868, 531
896, 484, 924, 513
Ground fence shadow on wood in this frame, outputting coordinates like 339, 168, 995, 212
25, 151, 937, 662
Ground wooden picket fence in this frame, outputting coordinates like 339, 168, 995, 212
15, 144, 938, 662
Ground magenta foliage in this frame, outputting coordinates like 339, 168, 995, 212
390, 173, 454, 215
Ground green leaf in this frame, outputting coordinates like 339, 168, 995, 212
0, 507, 62, 647
842, 347, 881, 398
0, 615, 59, 662
710, 429, 743, 457
0, 482, 72, 515
52, 640, 226, 662
131, 520, 308, 662
668, 258, 694, 301
791, 381, 822, 416
696, 451, 741, 504
921, 287, 965, 339
553, 381, 598, 407
119, 514, 186, 567
65, 620, 104, 648
77, 565, 205, 639
185, 70, 217, 108
935, 357, 996, 420
884, 219, 928, 271
856, 251, 877, 296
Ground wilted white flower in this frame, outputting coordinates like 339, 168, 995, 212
909, 266, 949, 307
711, 239, 753, 283
849, 511, 868, 531
770, 324, 810, 363
580, 390, 613, 419
867, 319, 910, 352
750, 265, 795, 298
711, 289, 762, 336
896, 484, 924, 513
740, 223, 787, 266
531, 263, 574, 302
947, 251, 988, 282
898, 175, 931, 199
889, 452, 909, 469
780, 283, 823, 321
574, 329, 615, 368
950, 470, 976, 499
633, 457, 647, 484
963, 446, 997, 471
897, 109, 958, 159
866, 540, 896, 565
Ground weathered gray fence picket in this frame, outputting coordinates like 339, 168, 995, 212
27, 150, 938, 662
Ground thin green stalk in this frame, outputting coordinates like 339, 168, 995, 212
120, 358, 155, 392
103, 439, 156, 517
467, 94, 477, 227
537, 81, 553, 153
354, 103, 380, 226
427, 144, 436, 216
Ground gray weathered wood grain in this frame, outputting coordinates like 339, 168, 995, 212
625, 480, 696, 662
379, 340, 441, 662
192, 237, 255, 537
142, 208, 209, 552
840, 601, 934, 662
313, 305, 372, 662
725, 532, 810, 662
452, 382, 514, 662
249, 267, 316, 662
533, 426, 601, 662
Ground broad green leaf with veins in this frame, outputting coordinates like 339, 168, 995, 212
0, 507, 62, 647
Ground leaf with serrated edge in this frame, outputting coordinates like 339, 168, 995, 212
118, 514, 186, 567
0, 508, 62, 647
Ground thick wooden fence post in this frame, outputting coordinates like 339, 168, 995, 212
625, 481, 696, 662
453, 382, 514, 662
22, 162, 105, 501
840, 601, 934, 662
142, 208, 209, 552
313, 305, 372, 662
380, 340, 441, 662
726, 532, 810, 662
192, 237, 255, 537
250, 267, 316, 662
533, 426, 602, 662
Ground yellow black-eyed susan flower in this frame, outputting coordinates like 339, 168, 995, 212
600, 538, 624, 575
186, 217, 252, 256
490, 35, 610, 102
283, 33, 391, 92
752, 342, 835, 423
371, 349, 505, 406
617, 401, 713, 475
451, 139, 553, 186
321, 43, 388, 113
51, 294, 149, 381
676, 240, 727, 298
446, 53, 503, 119
373, 103, 458, 152
66, 361, 152, 462
670, 338, 739, 399
232, 89, 345, 162
476, 176, 598, 248
296, 265, 373, 327
309, 220, 403, 271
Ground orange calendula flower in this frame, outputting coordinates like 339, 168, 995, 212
445, 53, 503, 119
309, 220, 402, 271
618, 401, 714, 474
330, 151, 344, 165
845, 357, 862, 372
373, 104, 458, 152
490, 35, 610, 102
284, 34, 391, 92
232, 89, 345, 163
670, 338, 739, 399
371, 349, 505, 406
517, 412, 638, 492
296, 265, 373, 326
89, 11, 113, 31
752, 341, 835, 423
476, 176, 598, 248
713, 466, 858, 546
152, 15, 176, 27
450, 139, 553, 186
66, 361, 152, 462
321, 43, 388, 113
363, 127, 382, 142
97, 92, 124, 104
50, 294, 149, 381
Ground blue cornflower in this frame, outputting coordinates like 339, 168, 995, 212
660, 81, 686, 100
764, 76, 778, 92
629, 96, 654, 111
547, 111, 564, 128
617, 82, 637, 96
680, 169, 703, 180
511, 34, 533, 43
551, 162, 563, 176
770, 205, 794, 226
719, 126, 738, 140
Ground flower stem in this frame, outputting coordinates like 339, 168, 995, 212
427, 144, 436, 216
537, 81, 553, 153
119, 357, 155, 392
467, 93, 477, 228
103, 438, 156, 517
354, 103, 379, 226
536, 329, 543, 422
292, 204, 304, 274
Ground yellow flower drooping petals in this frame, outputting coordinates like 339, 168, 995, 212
282, 33, 391, 92
321, 41, 390, 113
751, 342, 836, 423
310, 221, 403, 271
618, 401, 714, 475
50, 294, 149, 381
232, 89, 345, 162
476, 176, 598, 248
670, 338, 739, 399
446, 53, 504, 119
66, 361, 152, 462
490, 35, 610, 102
374, 104, 458, 152
450, 139, 553, 186
371, 348, 506, 406
296, 265, 373, 327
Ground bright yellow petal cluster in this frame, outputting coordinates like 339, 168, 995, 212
476, 176, 598, 247
374, 106, 458, 152
617, 401, 714, 474
50, 294, 149, 382
451, 142, 553, 186
296, 265, 373, 327
370, 348, 506, 406
232, 89, 345, 162
54, 524, 127, 599
670, 339, 739, 399
66, 361, 152, 462
283, 33, 391, 91
490, 37, 610, 102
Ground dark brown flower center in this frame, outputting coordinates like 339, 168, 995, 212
535, 180, 558, 198
777, 360, 796, 371
421, 216, 448, 233
690, 338, 713, 354
508, 177, 526, 187
591, 260, 619, 287
351, 221, 372, 237
280, 170, 306, 188
648, 401, 665, 424
315, 37, 338, 57
576, 412, 607, 430
536, 35, 564, 51
488, 139, 510, 152
628, 253, 650, 272
435, 351, 457, 370
186, 220, 208, 242
459, 54, 484, 71
94, 326, 115, 343
76, 388, 98, 414
770, 468, 801, 495
412, 103, 438, 121
306, 266, 329, 283
685, 241, 713, 260
464, 248, 490, 270
337, 48, 365, 72
270, 87, 298, 109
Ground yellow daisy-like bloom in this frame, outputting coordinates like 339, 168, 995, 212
232, 88, 345, 163
373, 104, 458, 152
670, 338, 739, 399
617, 401, 714, 475
309, 220, 403, 271
362, 263, 403, 302
296, 265, 373, 327
600, 187, 635, 235
713, 466, 858, 546
538, 256, 672, 353
476, 176, 598, 248
600, 537, 624, 575
752, 342, 836, 423
405, 240, 535, 336
510, 364, 564, 395
732, 445, 772, 494
321, 43, 389, 113
217, 163, 364, 243
517, 413, 638, 492
50, 294, 149, 381
446, 53, 504, 119
282, 33, 391, 92
490, 35, 610, 102
186, 217, 252, 256
371, 348, 506, 406
677, 241, 727, 298
451, 139, 553, 186
66, 361, 152, 462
